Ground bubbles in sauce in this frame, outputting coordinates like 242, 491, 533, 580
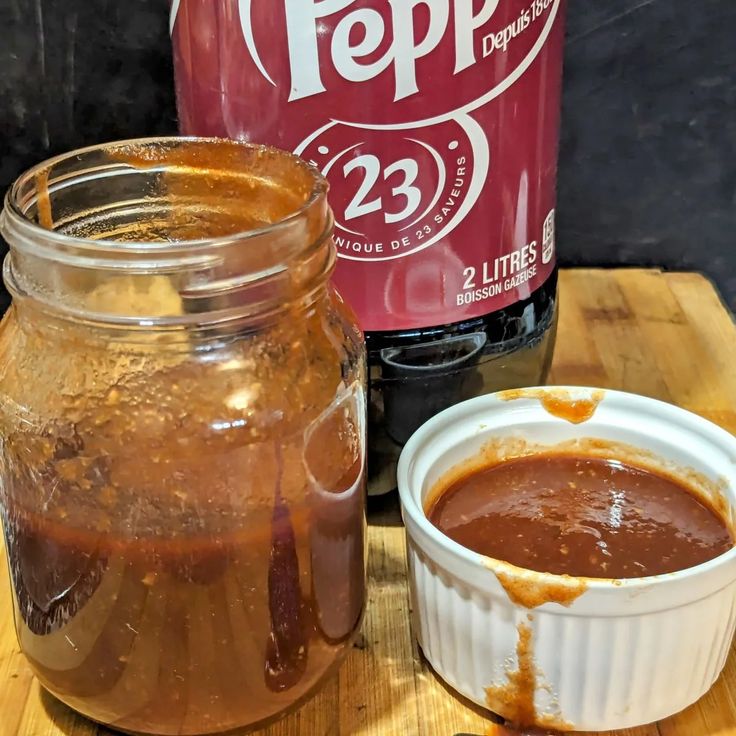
428, 454, 733, 579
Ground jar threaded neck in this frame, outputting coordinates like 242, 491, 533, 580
1, 137, 334, 328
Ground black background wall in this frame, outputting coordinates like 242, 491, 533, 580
1, 0, 734, 314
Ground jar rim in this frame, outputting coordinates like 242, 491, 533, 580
2, 136, 329, 254
0, 137, 335, 329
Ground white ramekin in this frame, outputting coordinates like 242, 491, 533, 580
397, 387, 736, 732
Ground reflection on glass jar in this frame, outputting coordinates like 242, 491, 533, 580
0, 139, 367, 735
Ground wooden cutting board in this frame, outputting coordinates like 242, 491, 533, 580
2, 269, 736, 736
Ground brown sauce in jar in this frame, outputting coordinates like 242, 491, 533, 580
0, 139, 366, 735
428, 454, 733, 578
1, 356, 366, 734
4, 474, 363, 733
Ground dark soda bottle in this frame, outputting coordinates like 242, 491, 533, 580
171, 0, 567, 493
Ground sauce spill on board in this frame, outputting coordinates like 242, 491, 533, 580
486, 723, 561, 735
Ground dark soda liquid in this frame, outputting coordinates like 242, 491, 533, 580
367, 273, 557, 494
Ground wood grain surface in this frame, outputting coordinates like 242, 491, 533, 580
2, 269, 736, 736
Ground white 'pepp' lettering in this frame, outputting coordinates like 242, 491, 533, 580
453, 0, 499, 74
388, 0, 449, 102
284, 0, 353, 101
274, 0, 506, 102
331, 9, 393, 86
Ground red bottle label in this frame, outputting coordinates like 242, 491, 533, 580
172, 0, 566, 332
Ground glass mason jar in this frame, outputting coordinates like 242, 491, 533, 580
0, 138, 367, 735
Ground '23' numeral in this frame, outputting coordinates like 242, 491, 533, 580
343, 154, 421, 224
